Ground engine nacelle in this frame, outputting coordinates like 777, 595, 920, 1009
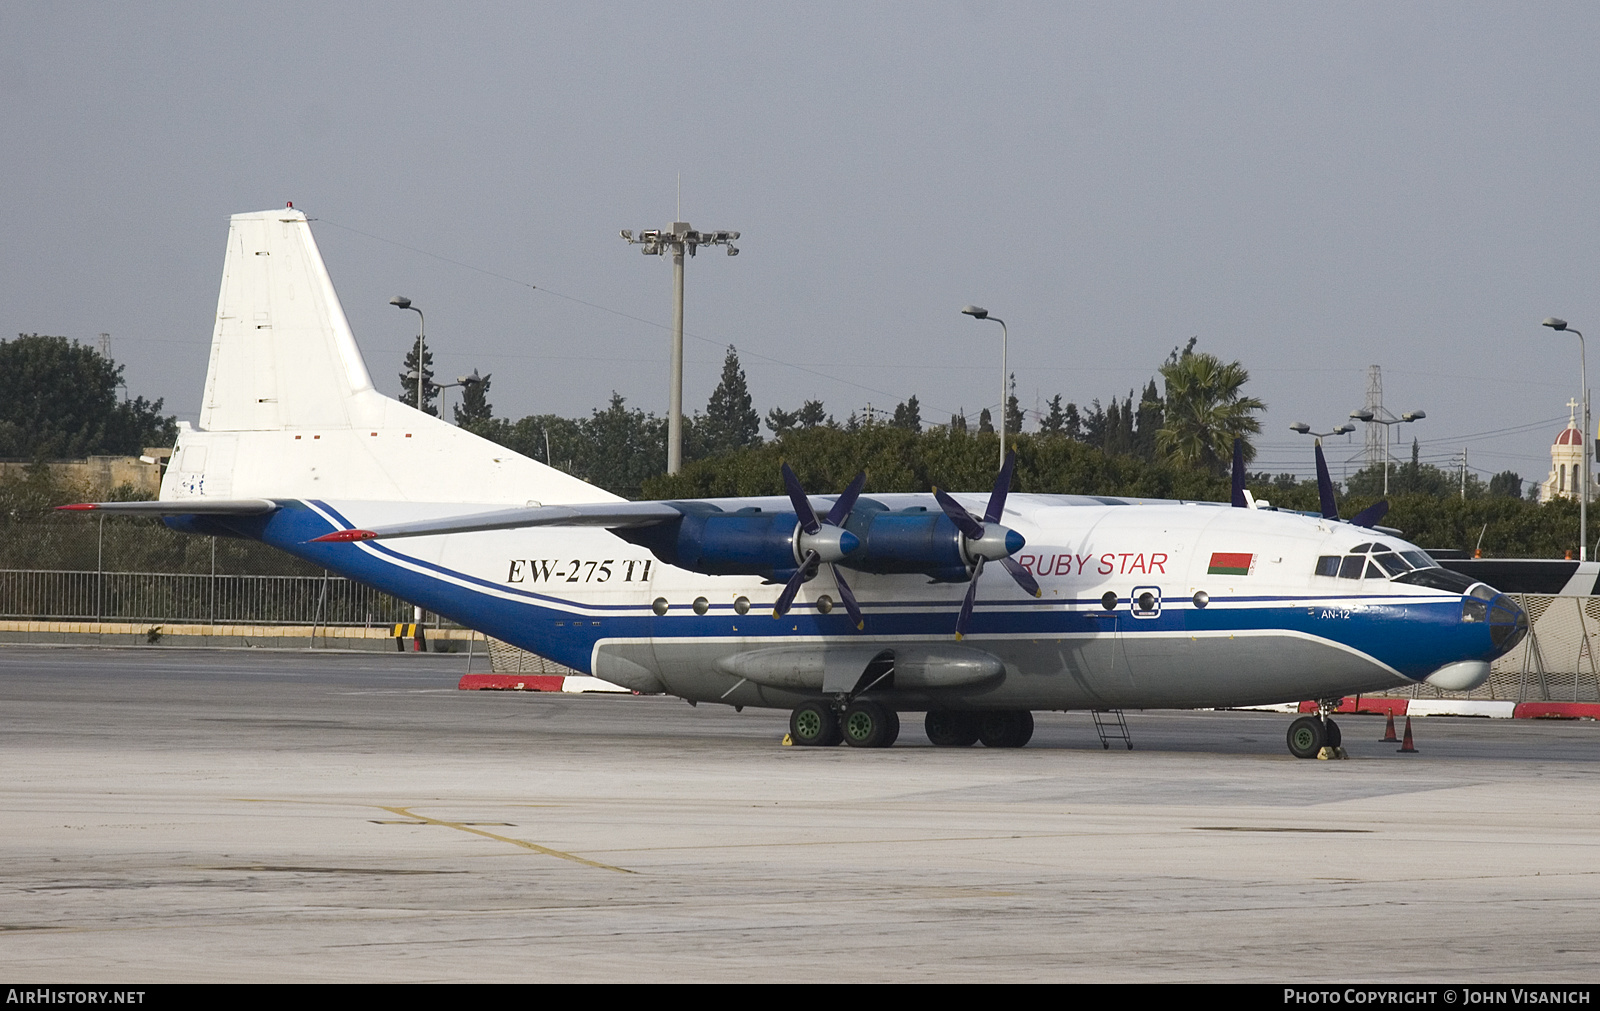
618, 500, 1022, 584
839, 508, 972, 582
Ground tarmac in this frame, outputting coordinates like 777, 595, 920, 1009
2, 645, 1598, 983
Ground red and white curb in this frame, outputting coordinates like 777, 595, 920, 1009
459, 674, 630, 693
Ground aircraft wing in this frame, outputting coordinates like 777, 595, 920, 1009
57, 499, 280, 515
309, 500, 685, 542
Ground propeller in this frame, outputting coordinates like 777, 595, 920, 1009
1350, 500, 1390, 528
1313, 440, 1339, 520
932, 450, 1042, 639
1231, 438, 1248, 508
1311, 438, 1387, 527
772, 464, 867, 629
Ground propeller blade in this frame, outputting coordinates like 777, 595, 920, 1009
831, 565, 865, 631
1000, 556, 1042, 598
1314, 439, 1339, 520
933, 487, 986, 541
984, 450, 1018, 524
824, 470, 867, 528
781, 462, 821, 535
954, 557, 985, 640
1350, 500, 1390, 528
772, 550, 819, 617
1231, 438, 1247, 508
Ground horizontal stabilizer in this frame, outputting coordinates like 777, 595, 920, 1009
308, 500, 684, 542
58, 499, 279, 516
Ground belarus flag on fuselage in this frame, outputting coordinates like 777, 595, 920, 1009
1207, 552, 1254, 576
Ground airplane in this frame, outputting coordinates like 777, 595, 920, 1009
64, 207, 1529, 758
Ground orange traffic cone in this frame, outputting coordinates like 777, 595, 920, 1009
1397, 716, 1419, 753
1381, 712, 1398, 742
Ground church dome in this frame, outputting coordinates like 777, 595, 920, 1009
1556, 425, 1585, 446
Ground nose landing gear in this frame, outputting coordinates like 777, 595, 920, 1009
1286, 706, 1345, 759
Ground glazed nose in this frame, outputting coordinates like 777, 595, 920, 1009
1488, 593, 1527, 654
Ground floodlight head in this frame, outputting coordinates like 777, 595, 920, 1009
1544, 317, 1569, 331
1290, 422, 1310, 434
962, 305, 989, 319
620, 230, 633, 240
1350, 409, 1375, 422
390, 296, 412, 310
1336, 423, 1356, 435
1402, 410, 1426, 422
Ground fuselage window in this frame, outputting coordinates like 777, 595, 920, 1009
1338, 555, 1366, 579
1364, 559, 1386, 580
1315, 555, 1341, 577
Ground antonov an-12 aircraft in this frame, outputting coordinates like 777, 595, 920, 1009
67, 208, 1528, 757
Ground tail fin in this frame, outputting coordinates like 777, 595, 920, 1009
162, 208, 614, 505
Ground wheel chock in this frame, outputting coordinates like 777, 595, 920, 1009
781, 733, 793, 746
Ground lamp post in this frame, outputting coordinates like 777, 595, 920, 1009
1347, 407, 1425, 496
621, 222, 740, 475
390, 297, 427, 416
961, 305, 1009, 470
1544, 317, 1589, 560
1290, 422, 1357, 439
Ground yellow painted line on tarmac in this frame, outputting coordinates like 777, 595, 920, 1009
378, 805, 634, 874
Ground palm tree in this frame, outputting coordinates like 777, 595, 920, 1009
1156, 352, 1265, 475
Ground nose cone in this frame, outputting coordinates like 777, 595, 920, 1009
1004, 529, 1026, 555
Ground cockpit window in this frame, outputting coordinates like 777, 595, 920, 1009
1318, 545, 1441, 581
1371, 552, 1410, 577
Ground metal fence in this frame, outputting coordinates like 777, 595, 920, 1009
0, 569, 416, 627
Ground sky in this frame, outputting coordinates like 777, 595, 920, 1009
5, 2, 1599, 491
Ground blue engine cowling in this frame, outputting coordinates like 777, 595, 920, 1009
839, 507, 971, 582
618, 503, 805, 579
618, 501, 977, 583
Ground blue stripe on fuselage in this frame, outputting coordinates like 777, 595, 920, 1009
216, 500, 1492, 681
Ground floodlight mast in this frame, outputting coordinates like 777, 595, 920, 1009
620, 222, 741, 475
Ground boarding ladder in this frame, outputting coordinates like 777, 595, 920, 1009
1091, 709, 1133, 750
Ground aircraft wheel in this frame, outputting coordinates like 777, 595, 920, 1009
925, 710, 979, 747
1286, 715, 1326, 759
842, 700, 897, 748
978, 710, 1034, 748
790, 701, 842, 747
1324, 719, 1342, 749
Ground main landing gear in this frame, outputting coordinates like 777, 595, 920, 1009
1286, 710, 1344, 760
788, 704, 1035, 749
789, 699, 900, 748
921, 709, 1037, 748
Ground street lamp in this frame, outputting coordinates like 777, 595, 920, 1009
390, 297, 426, 416
621, 222, 740, 475
1544, 317, 1589, 560
961, 305, 1009, 470
1289, 422, 1357, 438
1348, 407, 1425, 496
